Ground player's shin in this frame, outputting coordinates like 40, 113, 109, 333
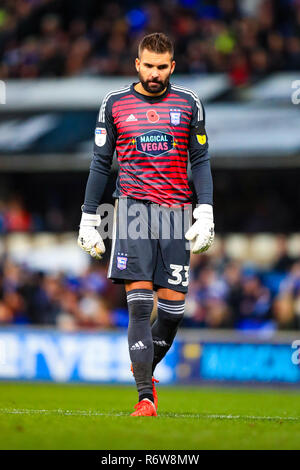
127, 289, 154, 404
151, 298, 184, 373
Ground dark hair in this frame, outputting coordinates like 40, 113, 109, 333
138, 33, 174, 59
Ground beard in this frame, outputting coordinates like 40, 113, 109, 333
138, 72, 170, 94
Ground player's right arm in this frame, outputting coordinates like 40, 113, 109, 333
78, 94, 117, 259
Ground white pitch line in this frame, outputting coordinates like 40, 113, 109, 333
169, 413, 300, 422
0, 408, 126, 417
0, 408, 299, 422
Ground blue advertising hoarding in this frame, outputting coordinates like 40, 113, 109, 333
0, 329, 177, 384
200, 343, 300, 383
0, 328, 299, 385
176, 341, 300, 384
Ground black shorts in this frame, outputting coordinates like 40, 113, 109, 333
108, 197, 191, 293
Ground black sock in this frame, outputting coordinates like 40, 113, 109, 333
151, 298, 185, 374
139, 393, 154, 404
127, 289, 154, 401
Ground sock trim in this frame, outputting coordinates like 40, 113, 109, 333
157, 299, 185, 315
127, 290, 154, 303
128, 296, 153, 303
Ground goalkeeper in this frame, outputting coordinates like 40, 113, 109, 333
78, 33, 214, 417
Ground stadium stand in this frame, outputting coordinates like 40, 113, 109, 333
1, 0, 300, 82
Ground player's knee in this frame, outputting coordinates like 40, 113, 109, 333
127, 289, 154, 322
157, 298, 185, 327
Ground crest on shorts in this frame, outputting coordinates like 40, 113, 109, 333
117, 256, 127, 270
169, 109, 181, 125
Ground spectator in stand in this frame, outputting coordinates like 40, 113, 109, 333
185, 264, 230, 328
249, 48, 269, 82
236, 272, 272, 329
4, 196, 32, 232
271, 234, 298, 273
223, 260, 243, 324
286, 36, 300, 70
0, 260, 29, 323
274, 261, 300, 329
32, 273, 63, 324
229, 48, 250, 87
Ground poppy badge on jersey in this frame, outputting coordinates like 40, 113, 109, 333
146, 109, 160, 123
95, 127, 107, 146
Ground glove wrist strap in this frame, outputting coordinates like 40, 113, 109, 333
80, 212, 100, 227
193, 204, 213, 221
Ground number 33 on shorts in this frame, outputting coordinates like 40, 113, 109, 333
168, 264, 189, 287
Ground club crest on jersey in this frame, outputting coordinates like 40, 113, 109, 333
146, 109, 159, 123
135, 130, 174, 157
169, 109, 181, 125
95, 127, 107, 146
117, 256, 127, 270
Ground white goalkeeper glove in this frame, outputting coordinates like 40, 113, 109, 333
185, 204, 214, 254
77, 212, 105, 259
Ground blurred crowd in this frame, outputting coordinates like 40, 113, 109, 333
185, 237, 300, 330
0, 194, 73, 233
1, 165, 299, 234
0, 234, 299, 331
1, 0, 300, 85
0, 258, 127, 329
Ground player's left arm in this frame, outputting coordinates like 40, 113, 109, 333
185, 97, 214, 253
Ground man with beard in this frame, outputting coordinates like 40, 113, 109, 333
78, 33, 214, 416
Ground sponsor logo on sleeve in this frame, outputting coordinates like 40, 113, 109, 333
95, 127, 107, 146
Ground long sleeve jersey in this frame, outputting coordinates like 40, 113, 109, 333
83, 82, 213, 213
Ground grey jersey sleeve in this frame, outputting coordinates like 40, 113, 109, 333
82, 95, 117, 214
188, 97, 213, 206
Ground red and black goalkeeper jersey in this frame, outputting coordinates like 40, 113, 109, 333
93, 82, 209, 207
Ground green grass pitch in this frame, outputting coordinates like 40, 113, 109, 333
0, 382, 300, 450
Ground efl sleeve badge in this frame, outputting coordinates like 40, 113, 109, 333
196, 134, 207, 145
95, 127, 107, 147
